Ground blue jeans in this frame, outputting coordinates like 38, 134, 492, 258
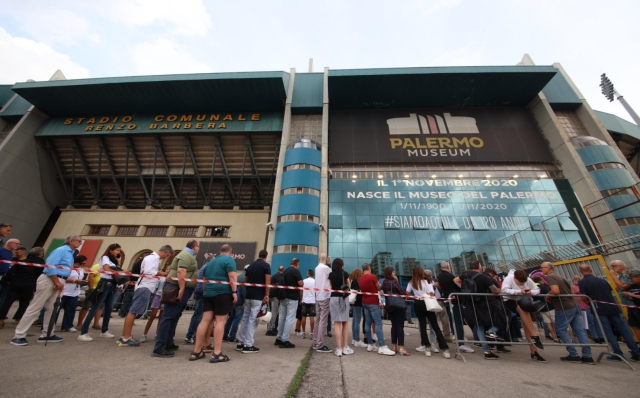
81, 281, 116, 335
598, 313, 640, 357
447, 301, 466, 346
224, 304, 243, 341
583, 309, 603, 339
473, 324, 496, 353
352, 306, 362, 341
154, 287, 193, 350
239, 299, 262, 347
118, 289, 134, 317
185, 295, 203, 340
555, 306, 592, 358
54, 295, 79, 331
363, 304, 386, 347
277, 298, 298, 342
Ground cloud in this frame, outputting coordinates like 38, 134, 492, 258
0, 27, 90, 83
131, 37, 213, 75
101, 0, 211, 37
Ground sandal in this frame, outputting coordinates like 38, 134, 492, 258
209, 352, 230, 363
398, 348, 410, 356
203, 344, 214, 353
189, 349, 206, 361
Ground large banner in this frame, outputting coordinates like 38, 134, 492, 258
195, 241, 257, 270
329, 108, 554, 163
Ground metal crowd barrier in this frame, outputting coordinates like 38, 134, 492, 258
448, 292, 635, 370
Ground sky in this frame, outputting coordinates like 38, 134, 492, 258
0, 0, 638, 123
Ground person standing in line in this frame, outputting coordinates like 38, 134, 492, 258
609, 260, 640, 341
300, 269, 316, 340
532, 276, 558, 342
408, 267, 450, 358
266, 265, 285, 336
78, 243, 124, 341
141, 264, 171, 343
312, 253, 332, 353
238, 250, 271, 353
437, 261, 474, 353
275, 258, 303, 349
10, 235, 81, 346
578, 264, 640, 363
0, 246, 44, 328
426, 270, 452, 344
0, 223, 12, 248
183, 253, 214, 345
359, 264, 395, 356
54, 255, 87, 332
190, 244, 237, 362
540, 262, 594, 364
623, 269, 640, 345
349, 268, 365, 348
0, 239, 20, 299
223, 265, 245, 344
572, 275, 603, 343
117, 246, 172, 347
328, 258, 351, 357
381, 267, 409, 356
152, 240, 199, 357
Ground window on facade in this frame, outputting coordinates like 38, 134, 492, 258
175, 227, 199, 237
145, 226, 168, 236
281, 187, 320, 196
284, 164, 321, 172
586, 162, 625, 171
556, 111, 589, 138
617, 217, 640, 227
277, 214, 319, 223
205, 226, 230, 237
273, 244, 318, 254
89, 225, 111, 235
116, 226, 139, 236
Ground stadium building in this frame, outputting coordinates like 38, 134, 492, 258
1, 54, 639, 273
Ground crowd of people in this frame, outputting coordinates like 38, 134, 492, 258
0, 227, 639, 366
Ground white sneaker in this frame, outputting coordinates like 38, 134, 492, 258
354, 340, 367, 348
343, 346, 354, 355
443, 350, 451, 359
335, 348, 342, 357
459, 345, 475, 353
378, 345, 396, 356
100, 331, 115, 338
300, 333, 306, 339
372, 334, 378, 342
415, 345, 426, 352
63, 327, 77, 333
404, 330, 410, 336
430, 346, 440, 353
425, 350, 432, 357
140, 334, 147, 343
367, 344, 376, 352
77, 334, 93, 342
310, 333, 313, 339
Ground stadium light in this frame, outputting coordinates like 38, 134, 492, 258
599, 73, 640, 126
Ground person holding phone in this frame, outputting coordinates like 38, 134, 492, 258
502, 269, 546, 362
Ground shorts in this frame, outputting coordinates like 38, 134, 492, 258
628, 308, 640, 327
296, 304, 302, 321
330, 297, 350, 322
203, 294, 233, 316
151, 295, 162, 309
129, 288, 152, 315
541, 310, 556, 324
301, 303, 316, 317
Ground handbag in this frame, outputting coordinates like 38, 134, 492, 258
386, 280, 407, 311
340, 271, 350, 299
348, 280, 358, 304
425, 296, 443, 312
161, 282, 179, 304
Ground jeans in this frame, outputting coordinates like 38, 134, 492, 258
555, 306, 592, 358
473, 324, 495, 353
54, 295, 79, 331
277, 298, 298, 342
363, 304, 386, 347
81, 281, 116, 335
351, 306, 363, 341
118, 289, 134, 317
447, 301, 466, 346
224, 304, 244, 341
239, 299, 263, 347
598, 313, 640, 357
154, 287, 193, 350
185, 295, 204, 340
583, 309, 603, 340
267, 297, 279, 331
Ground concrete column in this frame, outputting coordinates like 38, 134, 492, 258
167, 226, 176, 237
318, 66, 330, 254
108, 225, 118, 236
137, 226, 147, 237
265, 68, 296, 262
197, 226, 206, 237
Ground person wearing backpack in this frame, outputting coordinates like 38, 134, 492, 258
455, 261, 501, 360
266, 265, 285, 336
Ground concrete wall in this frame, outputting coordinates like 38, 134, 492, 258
47, 207, 270, 267
0, 108, 66, 247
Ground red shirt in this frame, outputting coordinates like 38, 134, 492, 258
359, 273, 380, 305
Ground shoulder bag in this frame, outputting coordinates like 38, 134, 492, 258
348, 280, 358, 305
386, 280, 407, 311
424, 281, 443, 312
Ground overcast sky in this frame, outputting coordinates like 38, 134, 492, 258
1, 0, 638, 123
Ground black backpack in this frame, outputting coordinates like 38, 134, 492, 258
460, 272, 481, 303
130, 258, 144, 285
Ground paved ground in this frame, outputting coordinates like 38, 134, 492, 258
0, 308, 636, 398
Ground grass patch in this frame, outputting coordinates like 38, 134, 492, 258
285, 347, 313, 398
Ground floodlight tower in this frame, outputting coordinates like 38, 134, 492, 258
600, 73, 640, 126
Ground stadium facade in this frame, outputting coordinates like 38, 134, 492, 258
1, 54, 639, 273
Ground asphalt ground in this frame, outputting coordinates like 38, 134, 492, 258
0, 305, 636, 398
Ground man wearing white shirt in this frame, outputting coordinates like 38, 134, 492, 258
312, 253, 331, 352
117, 245, 173, 347
501, 269, 545, 362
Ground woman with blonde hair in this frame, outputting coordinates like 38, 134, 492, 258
406, 267, 450, 358
349, 268, 366, 348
